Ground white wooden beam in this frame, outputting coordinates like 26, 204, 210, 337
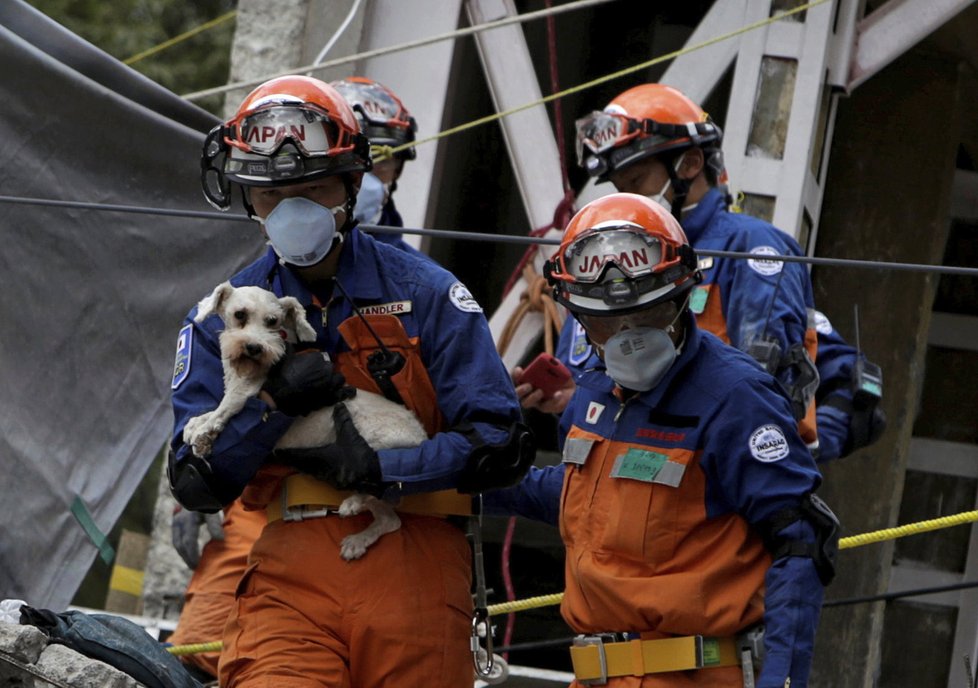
355, 0, 464, 244
466, 0, 569, 366
659, 0, 745, 103
848, 0, 978, 91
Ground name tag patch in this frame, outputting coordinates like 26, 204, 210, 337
689, 286, 709, 315
562, 437, 594, 465
610, 448, 687, 487
171, 323, 193, 390
359, 300, 412, 316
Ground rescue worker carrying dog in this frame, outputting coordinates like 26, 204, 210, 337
166, 75, 433, 683
523, 83, 884, 462
168, 75, 533, 688
491, 193, 838, 687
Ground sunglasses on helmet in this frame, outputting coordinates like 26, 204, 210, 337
223, 104, 354, 158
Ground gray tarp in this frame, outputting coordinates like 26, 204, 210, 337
0, 1, 264, 609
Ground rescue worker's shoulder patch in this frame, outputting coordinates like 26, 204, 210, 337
749, 424, 790, 462
813, 309, 833, 335
448, 281, 483, 313
747, 246, 784, 276
171, 323, 193, 390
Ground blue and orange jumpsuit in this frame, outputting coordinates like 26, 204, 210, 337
492, 321, 825, 687
559, 188, 838, 453
170, 228, 522, 687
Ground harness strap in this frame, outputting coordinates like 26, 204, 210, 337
570, 634, 739, 684
266, 473, 473, 522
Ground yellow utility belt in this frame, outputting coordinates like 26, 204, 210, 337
570, 633, 740, 684
266, 473, 473, 523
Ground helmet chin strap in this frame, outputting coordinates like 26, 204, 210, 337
664, 152, 690, 222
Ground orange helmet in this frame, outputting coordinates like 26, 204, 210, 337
201, 75, 371, 210
546, 193, 700, 316
331, 77, 418, 161
575, 83, 723, 182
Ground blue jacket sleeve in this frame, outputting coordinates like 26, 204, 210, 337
812, 315, 859, 462
374, 275, 524, 494
703, 375, 824, 687
717, 217, 813, 363
757, 521, 824, 688
482, 464, 565, 526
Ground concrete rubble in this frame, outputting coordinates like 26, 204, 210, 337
0, 621, 142, 687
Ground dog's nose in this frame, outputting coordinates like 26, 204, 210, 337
245, 343, 264, 357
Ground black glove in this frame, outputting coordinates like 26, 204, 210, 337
274, 403, 385, 495
263, 351, 356, 416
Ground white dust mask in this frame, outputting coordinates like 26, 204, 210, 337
262, 197, 344, 267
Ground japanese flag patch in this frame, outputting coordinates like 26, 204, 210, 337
585, 401, 605, 424
171, 323, 193, 390
749, 424, 790, 462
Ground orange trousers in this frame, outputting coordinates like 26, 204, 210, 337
168, 500, 267, 679
220, 511, 473, 688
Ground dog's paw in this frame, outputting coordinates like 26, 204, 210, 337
183, 414, 217, 457
340, 533, 371, 560
338, 494, 369, 517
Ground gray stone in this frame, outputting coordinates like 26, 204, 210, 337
0, 622, 47, 664
34, 643, 142, 688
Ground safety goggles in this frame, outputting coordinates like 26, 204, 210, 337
555, 225, 682, 285
575, 111, 642, 166
332, 80, 415, 131
576, 111, 723, 171
223, 104, 353, 158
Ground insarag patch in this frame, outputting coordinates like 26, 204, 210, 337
749, 424, 790, 462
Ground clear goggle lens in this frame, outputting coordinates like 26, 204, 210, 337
560, 227, 671, 284
225, 105, 346, 157
332, 81, 410, 129
575, 111, 637, 165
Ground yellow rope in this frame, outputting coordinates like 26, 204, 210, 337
837, 510, 978, 549
166, 640, 222, 656
164, 506, 978, 655
123, 10, 237, 66
375, 0, 830, 162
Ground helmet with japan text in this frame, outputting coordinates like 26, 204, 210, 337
575, 83, 724, 184
331, 77, 418, 161
200, 75, 371, 211
545, 193, 700, 316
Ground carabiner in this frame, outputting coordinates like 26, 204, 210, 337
471, 606, 494, 678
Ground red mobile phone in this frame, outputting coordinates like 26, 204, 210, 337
518, 353, 572, 399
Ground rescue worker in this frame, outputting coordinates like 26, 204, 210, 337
167, 503, 264, 680
520, 83, 885, 461
330, 76, 419, 253
165, 76, 433, 682
168, 75, 533, 687
491, 193, 838, 687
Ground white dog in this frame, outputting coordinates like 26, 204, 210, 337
182, 281, 427, 559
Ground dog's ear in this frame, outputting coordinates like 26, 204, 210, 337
194, 281, 234, 323
280, 296, 317, 342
